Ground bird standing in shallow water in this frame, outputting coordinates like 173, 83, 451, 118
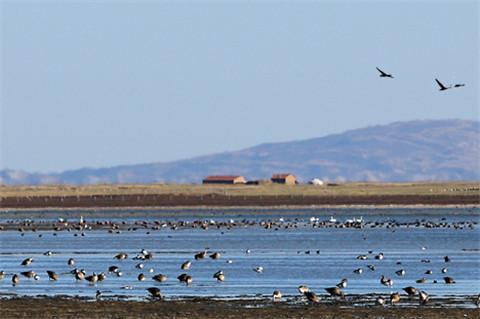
419, 291, 429, 304
153, 274, 167, 282
380, 275, 393, 287
21, 257, 33, 266
304, 291, 320, 303
272, 290, 282, 302
390, 292, 400, 305
181, 260, 192, 270
325, 287, 345, 299
46, 270, 59, 281
177, 273, 192, 285
403, 286, 417, 296
376, 296, 386, 306
298, 285, 310, 294
254, 266, 264, 273
213, 270, 225, 282
147, 287, 161, 299
12, 274, 20, 286
336, 278, 348, 289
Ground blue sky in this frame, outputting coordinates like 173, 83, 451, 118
1, 0, 478, 173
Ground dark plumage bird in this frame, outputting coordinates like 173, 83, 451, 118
12, 274, 20, 286
419, 290, 429, 304
304, 291, 320, 303
376, 67, 394, 78
336, 278, 348, 289
46, 270, 59, 281
21, 257, 33, 266
108, 266, 120, 273
395, 269, 405, 276
152, 274, 167, 282
435, 78, 451, 91
403, 286, 417, 296
147, 287, 161, 299
194, 251, 207, 260
181, 260, 192, 270
380, 275, 393, 287
85, 273, 98, 284
21, 270, 36, 279
210, 252, 221, 260
444, 276, 456, 284
454, 83, 465, 88
444, 255, 451, 262
114, 253, 128, 260
213, 270, 225, 282
325, 286, 345, 298
177, 273, 192, 285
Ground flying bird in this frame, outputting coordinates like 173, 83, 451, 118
435, 78, 451, 91
376, 67, 394, 78
454, 83, 465, 88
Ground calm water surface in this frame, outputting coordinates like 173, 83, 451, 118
0, 207, 479, 299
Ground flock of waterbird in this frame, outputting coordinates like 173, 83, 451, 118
375, 66, 465, 91
1, 215, 478, 307
0, 246, 468, 306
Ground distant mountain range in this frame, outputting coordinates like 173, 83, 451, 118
1, 119, 479, 185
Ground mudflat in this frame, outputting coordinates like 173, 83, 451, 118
1, 182, 479, 209
1, 298, 479, 319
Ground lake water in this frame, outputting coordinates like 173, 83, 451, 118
0, 207, 479, 300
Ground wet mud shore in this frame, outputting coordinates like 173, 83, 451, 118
1, 193, 479, 210
0, 297, 479, 319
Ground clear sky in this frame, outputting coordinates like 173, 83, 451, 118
1, 0, 478, 173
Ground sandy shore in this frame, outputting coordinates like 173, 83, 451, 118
0, 297, 478, 319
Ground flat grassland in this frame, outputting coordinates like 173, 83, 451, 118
1, 181, 479, 197
0, 182, 479, 209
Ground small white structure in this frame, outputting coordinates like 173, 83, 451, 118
309, 178, 324, 186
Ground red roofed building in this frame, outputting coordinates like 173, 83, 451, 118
271, 173, 297, 185
202, 175, 247, 184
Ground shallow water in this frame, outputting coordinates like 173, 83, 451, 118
0, 207, 479, 300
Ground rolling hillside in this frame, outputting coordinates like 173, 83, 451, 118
1, 119, 478, 184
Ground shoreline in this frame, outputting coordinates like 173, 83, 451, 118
0, 296, 478, 319
0, 204, 478, 219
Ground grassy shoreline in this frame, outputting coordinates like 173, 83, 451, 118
2, 182, 479, 197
